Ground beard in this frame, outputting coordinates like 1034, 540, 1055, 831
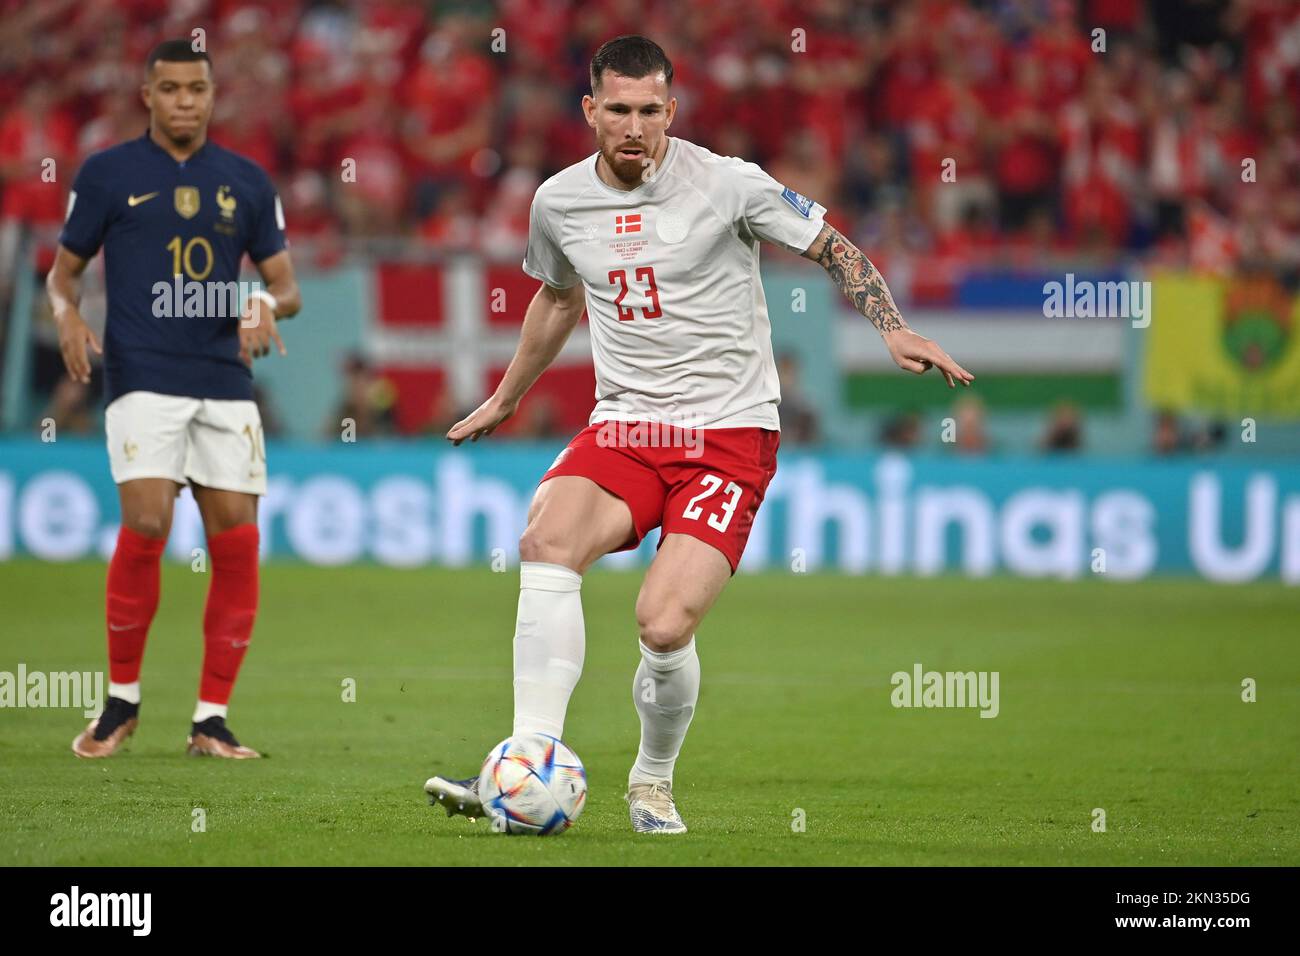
601, 142, 653, 186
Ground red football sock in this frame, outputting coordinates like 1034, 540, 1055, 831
199, 524, 260, 706
105, 526, 167, 685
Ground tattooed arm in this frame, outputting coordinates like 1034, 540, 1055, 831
803, 223, 974, 388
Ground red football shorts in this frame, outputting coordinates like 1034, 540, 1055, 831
539, 420, 781, 573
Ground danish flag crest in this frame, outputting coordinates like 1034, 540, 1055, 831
615, 213, 642, 235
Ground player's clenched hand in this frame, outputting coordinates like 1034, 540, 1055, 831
56, 308, 101, 385
883, 328, 975, 388
447, 396, 516, 445
239, 298, 286, 365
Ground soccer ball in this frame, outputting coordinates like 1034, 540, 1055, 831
477, 733, 587, 836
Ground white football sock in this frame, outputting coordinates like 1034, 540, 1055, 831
108, 681, 140, 705
629, 637, 700, 787
193, 700, 227, 723
512, 561, 585, 739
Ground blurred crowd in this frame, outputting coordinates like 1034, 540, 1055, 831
879, 397, 1232, 456
2, 0, 1299, 273
3, 0, 1297, 452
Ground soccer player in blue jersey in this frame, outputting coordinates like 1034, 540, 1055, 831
46, 40, 301, 759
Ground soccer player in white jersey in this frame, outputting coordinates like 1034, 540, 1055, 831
425, 35, 973, 833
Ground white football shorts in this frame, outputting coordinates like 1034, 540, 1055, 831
105, 390, 268, 495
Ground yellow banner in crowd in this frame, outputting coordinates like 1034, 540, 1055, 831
1144, 273, 1300, 419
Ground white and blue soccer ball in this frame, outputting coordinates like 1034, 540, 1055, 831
478, 733, 587, 836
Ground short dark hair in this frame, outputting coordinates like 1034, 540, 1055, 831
589, 35, 672, 94
146, 40, 213, 76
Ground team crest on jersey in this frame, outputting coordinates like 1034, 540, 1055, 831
174, 186, 200, 219
215, 185, 237, 234
216, 186, 237, 222
656, 207, 688, 244
780, 186, 815, 218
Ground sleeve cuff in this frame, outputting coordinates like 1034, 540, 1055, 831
250, 242, 288, 265
521, 259, 578, 289
58, 238, 98, 260
791, 210, 828, 255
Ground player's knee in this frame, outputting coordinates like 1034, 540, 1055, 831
636, 605, 694, 654
123, 512, 171, 540
518, 525, 579, 569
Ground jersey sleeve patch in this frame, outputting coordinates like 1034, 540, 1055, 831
780, 186, 815, 218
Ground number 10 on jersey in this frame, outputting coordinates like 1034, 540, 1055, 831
608, 266, 662, 321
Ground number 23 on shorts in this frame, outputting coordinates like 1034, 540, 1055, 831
681, 474, 742, 532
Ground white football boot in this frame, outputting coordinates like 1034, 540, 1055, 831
425, 774, 486, 821
626, 781, 688, 834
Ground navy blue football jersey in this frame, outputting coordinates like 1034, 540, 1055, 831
59, 132, 287, 403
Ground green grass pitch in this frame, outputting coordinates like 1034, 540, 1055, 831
1, 560, 1296, 866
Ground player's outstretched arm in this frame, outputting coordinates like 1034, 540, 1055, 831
803, 223, 974, 388
45, 245, 101, 385
447, 282, 586, 445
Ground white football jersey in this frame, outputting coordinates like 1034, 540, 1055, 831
522, 136, 826, 430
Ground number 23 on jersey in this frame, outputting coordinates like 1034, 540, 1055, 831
607, 266, 662, 321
